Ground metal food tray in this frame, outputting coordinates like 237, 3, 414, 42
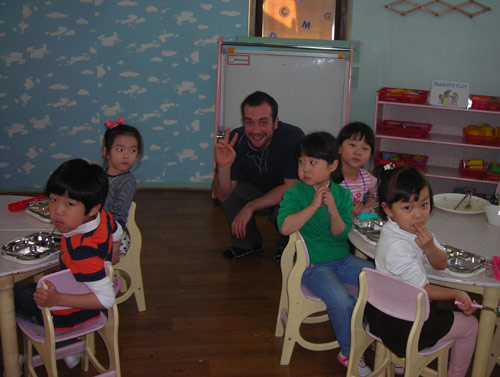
2, 232, 61, 261
26, 198, 51, 221
353, 218, 385, 243
442, 244, 486, 273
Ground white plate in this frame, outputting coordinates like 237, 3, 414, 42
433, 193, 491, 214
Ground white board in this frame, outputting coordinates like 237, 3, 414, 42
217, 48, 350, 136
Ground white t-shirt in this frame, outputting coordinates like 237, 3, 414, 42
375, 218, 446, 287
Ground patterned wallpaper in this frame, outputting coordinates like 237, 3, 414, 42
0, 0, 247, 191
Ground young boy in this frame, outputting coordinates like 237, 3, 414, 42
14, 158, 122, 346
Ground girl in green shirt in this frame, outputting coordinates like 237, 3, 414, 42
278, 131, 373, 376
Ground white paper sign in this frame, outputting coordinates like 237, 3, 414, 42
430, 80, 469, 108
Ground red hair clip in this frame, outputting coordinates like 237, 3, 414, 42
105, 117, 124, 129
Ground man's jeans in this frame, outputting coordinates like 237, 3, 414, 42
302, 254, 374, 355
219, 181, 287, 251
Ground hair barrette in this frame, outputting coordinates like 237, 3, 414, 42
105, 117, 124, 129
384, 162, 396, 171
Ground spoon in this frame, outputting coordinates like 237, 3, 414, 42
455, 300, 499, 314
453, 193, 469, 210
465, 193, 472, 209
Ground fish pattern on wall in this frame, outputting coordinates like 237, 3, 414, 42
0, 0, 246, 190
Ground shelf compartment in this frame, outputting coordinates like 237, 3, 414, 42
423, 165, 498, 185
470, 95, 500, 112
379, 120, 432, 139
375, 151, 428, 170
376, 132, 500, 150
378, 87, 429, 104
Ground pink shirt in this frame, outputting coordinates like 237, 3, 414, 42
340, 168, 377, 202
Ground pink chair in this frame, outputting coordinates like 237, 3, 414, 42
275, 232, 340, 365
347, 268, 454, 377
16, 262, 120, 377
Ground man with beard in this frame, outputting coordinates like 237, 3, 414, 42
213, 91, 305, 261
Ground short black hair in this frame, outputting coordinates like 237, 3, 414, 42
45, 159, 108, 215
296, 131, 339, 164
240, 91, 279, 123
376, 165, 433, 220
337, 121, 375, 155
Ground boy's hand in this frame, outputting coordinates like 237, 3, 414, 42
33, 281, 59, 307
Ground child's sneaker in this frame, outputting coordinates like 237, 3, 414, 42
63, 353, 81, 369
337, 351, 372, 377
394, 365, 405, 375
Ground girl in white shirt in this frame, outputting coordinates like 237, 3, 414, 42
369, 165, 478, 377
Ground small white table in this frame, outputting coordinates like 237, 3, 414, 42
0, 195, 59, 377
348, 208, 500, 377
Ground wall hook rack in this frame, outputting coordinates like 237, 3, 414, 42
385, 0, 491, 18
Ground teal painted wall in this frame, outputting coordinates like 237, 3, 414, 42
0, 1, 247, 191
349, 0, 499, 126
1, 1, 498, 191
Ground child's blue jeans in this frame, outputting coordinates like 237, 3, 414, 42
302, 254, 373, 356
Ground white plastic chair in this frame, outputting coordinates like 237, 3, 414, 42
113, 202, 146, 312
347, 268, 454, 377
275, 231, 339, 365
16, 262, 120, 377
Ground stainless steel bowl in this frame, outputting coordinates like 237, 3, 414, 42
353, 218, 385, 243
26, 198, 50, 219
2, 232, 61, 261
442, 244, 486, 273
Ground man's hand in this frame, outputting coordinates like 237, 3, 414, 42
214, 130, 238, 168
33, 281, 59, 307
231, 204, 254, 239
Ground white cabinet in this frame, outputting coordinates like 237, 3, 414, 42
373, 96, 500, 195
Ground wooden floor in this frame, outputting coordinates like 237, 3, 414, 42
14, 190, 494, 377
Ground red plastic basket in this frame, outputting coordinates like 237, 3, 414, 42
375, 151, 428, 170
470, 95, 500, 112
379, 120, 432, 139
378, 87, 429, 104
486, 162, 500, 181
463, 129, 500, 146
459, 160, 487, 180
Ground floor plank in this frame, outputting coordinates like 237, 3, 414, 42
12, 189, 488, 377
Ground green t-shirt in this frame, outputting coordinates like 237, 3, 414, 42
277, 180, 353, 264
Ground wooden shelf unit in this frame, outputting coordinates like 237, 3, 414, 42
373, 96, 500, 194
